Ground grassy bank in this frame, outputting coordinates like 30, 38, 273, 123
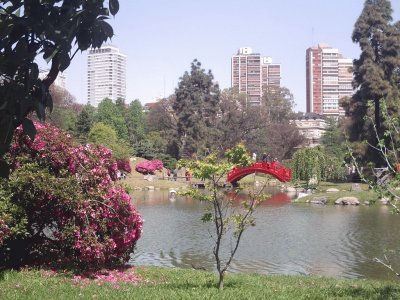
124, 158, 189, 190
1, 266, 399, 299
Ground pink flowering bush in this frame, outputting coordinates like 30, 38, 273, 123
117, 159, 132, 173
0, 122, 142, 270
135, 159, 163, 175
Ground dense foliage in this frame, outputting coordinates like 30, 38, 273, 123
216, 88, 303, 159
173, 60, 220, 158
342, 0, 400, 162
0, 122, 142, 269
291, 147, 327, 186
0, 0, 119, 165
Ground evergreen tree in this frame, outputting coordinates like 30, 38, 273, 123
173, 60, 220, 158
75, 104, 95, 141
344, 0, 400, 146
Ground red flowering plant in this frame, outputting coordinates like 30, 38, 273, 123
0, 122, 143, 270
117, 159, 132, 173
135, 159, 163, 175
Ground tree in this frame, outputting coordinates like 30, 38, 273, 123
215, 87, 303, 159
75, 104, 96, 141
88, 122, 130, 161
46, 85, 81, 132
291, 146, 327, 187
321, 118, 347, 161
173, 60, 220, 158
0, 0, 120, 163
261, 86, 296, 123
96, 98, 129, 142
178, 144, 267, 290
146, 97, 176, 135
215, 88, 250, 151
343, 0, 400, 150
125, 99, 146, 146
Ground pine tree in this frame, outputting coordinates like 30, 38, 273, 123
173, 60, 220, 158
344, 0, 400, 145
75, 104, 95, 141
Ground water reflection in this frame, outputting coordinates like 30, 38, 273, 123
130, 189, 400, 280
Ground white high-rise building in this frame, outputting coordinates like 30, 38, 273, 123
87, 45, 126, 107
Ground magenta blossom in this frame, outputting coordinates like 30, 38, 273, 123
135, 159, 163, 175
2, 122, 143, 270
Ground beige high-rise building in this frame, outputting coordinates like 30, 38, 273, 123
87, 45, 126, 107
231, 47, 281, 106
306, 43, 353, 117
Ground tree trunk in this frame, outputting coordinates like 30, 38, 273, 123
375, 98, 381, 168
375, 98, 381, 137
218, 271, 224, 290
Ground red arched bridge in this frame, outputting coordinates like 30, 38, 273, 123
227, 162, 292, 184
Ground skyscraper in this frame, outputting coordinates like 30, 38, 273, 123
231, 47, 281, 106
87, 45, 126, 107
306, 43, 353, 117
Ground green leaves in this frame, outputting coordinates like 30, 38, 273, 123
22, 118, 37, 141
109, 0, 119, 16
0, 0, 120, 158
291, 146, 327, 187
201, 212, 212, 223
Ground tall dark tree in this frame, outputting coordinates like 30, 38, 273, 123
0, 0, 119, 162
343, 0, 400, 146
173, 60, 220, 158
75, 104, 95, 141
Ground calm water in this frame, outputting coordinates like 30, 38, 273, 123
129, 189, 400, 280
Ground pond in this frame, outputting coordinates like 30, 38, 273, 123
129, 188, 400, 280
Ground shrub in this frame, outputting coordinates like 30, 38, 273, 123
0, 122, 142, 270
135, 160, 163, 175
117, 159, 132, 173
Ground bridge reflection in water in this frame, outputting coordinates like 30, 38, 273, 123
226, 189, 292, 207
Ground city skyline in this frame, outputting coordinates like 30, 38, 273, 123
61, 0, 400, 112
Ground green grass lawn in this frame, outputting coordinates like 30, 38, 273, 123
1, 266, 400, 299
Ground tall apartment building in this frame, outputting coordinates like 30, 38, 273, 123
306, 43, 353, 117
87, 45, 126, 107
231, 47, 281, 106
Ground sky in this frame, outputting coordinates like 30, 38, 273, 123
62, 0, 400, 113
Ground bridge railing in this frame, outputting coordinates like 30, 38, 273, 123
227, 161, 292, 182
